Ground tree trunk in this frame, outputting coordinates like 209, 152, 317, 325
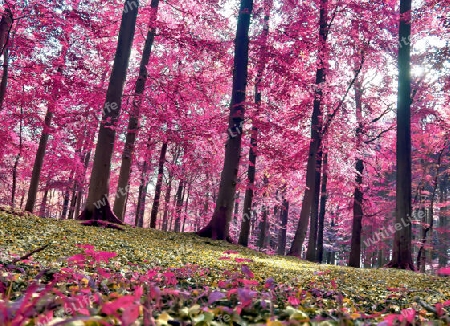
39, 189, 49, 217
239, 126, 257, 246
306, 149, 323, 261
0, 9, 12, 110
113, 0, 160, 220
258, 205, 267, 249
25, 108, 54, 213
61, 171, 75, 219
197, 0, 253, 241
233, 191, 240, 226
11, 106, 23, 208
388, 0, 414, 270
69, 150, 91, 220
182, 182, 191, 232
78, 0, 138, 225
438, 176, 448, 267
289, 0, 328, 256
174, 179, 185, 233
162, 174, 173, 231
238, 0, 271, 246
348, 79, 365, 268
135, 159, 149, 227
348, 159, 364, 267
278, 196, 289, 255
0, 48, 9, 110
417, 150, 442, 272
0, 9, 12, 58
149, 142, 168, 228
316, 152, 328, 263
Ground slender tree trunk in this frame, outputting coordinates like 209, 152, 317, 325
135, 160, 149, 227
349, 79, 365, 268
348, 159, 364, 267
78, 0, 138, 225
0, 8, 12, 111
11, 106, 23, 208
162, 174, 173, 231
69, 150, 91, 219
0, 9, 12, 58
182, 182, 191, 232
438, 177, 448, 267
25, 109, 54, 213
417, 150, 442, 272
278, 196, 289, 255
233, 191, 240, 226
238, 0, 271, 246
289, 0, 328, 255
39, 176, 51, 217
149, 142, 168, 228
113, 0, 160, 220
387, 0, 414, 270
174, 179, 184, 232
197, 0, 253, 241
306, 149, 323, 261
316, 152, 328, 263
239, 126, 257, 246
258, 205, 268, 249
61, 171, 75, 219
0, 48, 9, 110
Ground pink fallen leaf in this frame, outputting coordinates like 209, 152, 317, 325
122, 304, 140, 326
208, 291, 226, 304
241, 265, 254, 278
288, 296, 300, 306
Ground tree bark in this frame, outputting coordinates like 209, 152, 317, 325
149, 142, 168, 228
25, 108, 54, 213
306, 149, 323, 261
289, 0, 328, 256
174, 179, 185, 232
113, 0, 160, 220
387, 0, 414, 270
0, 48, 9, 110
135, 160, 149, 227
0, 9, 12, 58
162, 174, 173, 231
278, 196, 289, 255
239, 126, 257, 246
182, 182, 191, 232
348, 79, 365, 268
78, 0, 138, 225
11, 106, 23, 208
417, 149, 443, 272
438, 177, 448, 267
316, 152, 328, 263
238, 0, 271, 246
197, 0, 253, 241
258, 205, 268, 249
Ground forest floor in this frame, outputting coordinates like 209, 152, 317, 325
0, 211, 449, 325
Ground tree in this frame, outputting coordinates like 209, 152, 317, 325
113, 0, 160, 220
289, 0, 328, 256
239, 0, 272, 246
77, 0, 138, 225
387, 0, 414, 270
348, 79, 364, 268
197, 0, 253, 240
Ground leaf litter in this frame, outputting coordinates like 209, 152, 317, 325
0, 212, 449, 325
